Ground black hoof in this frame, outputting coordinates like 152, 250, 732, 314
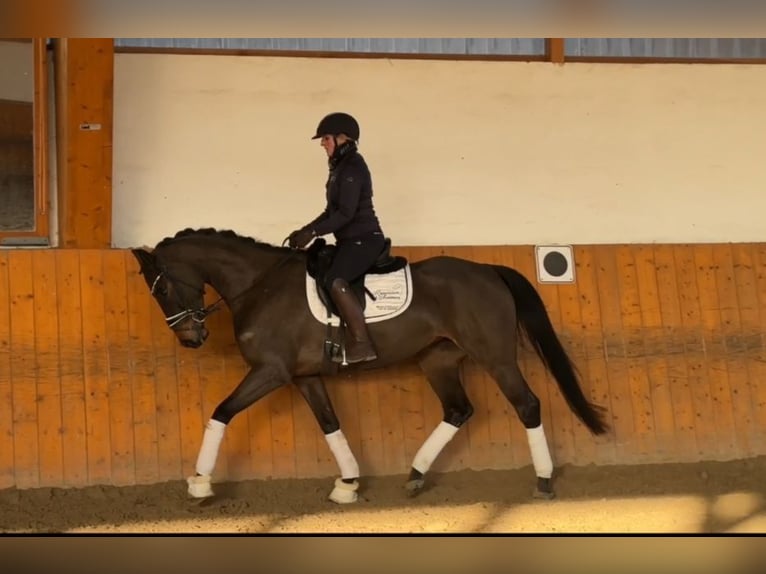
534, 477, 556, 500
405, 468, 426, 497
405, 478, 425, 497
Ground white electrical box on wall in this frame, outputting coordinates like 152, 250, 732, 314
535, 245, 575, 284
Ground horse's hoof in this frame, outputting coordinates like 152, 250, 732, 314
533, 488, 556, 500
533, 476, 555, 500
405, 478, 425, 496
187, 475, 214, 499
329, 477, 359, 504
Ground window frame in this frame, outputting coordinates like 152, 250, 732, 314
0, 38, 50, 247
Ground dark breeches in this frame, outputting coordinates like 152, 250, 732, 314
322, 232, 386, 291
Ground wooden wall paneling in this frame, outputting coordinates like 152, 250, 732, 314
8, 251, 39, 488
101, 250, 135, 486
713, 244, 756, 457
572, 245, 617, 464
32, 250, 63, 486
673, 245, 716, 458
614, 245, 656, 459
245, 369, 276, 481
373, 356, 408, 477
56, 250, 88, 486
633, 245, 675, 461
752, 243, 766, 447
79, 250, 112, 484
148, 271, 183, 482
397, 363, 432, 473
593, 245, 635, 461
653, 245, 698, 462
175, 343, 205, 479
556, 250, 596, 467
736, 245, 766, 452
267, 385, 296, 478
125, 253, 160, 484
713, 244, 760, 456
5, 242, 766, 490
693, 245, 737, 458
0, 252, 13, 488
353, 368, 386, 476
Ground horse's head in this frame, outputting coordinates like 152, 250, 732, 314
131, 247, 210, 349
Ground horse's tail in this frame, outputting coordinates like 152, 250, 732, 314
491, 264, 609, 435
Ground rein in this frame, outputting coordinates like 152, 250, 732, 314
153, 238, 301, 328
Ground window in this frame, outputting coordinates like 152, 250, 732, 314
0, 38, 50, 246
114, 38, 547, 58
565, 38, 766, 60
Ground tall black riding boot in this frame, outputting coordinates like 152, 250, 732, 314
329, 278, 378, 364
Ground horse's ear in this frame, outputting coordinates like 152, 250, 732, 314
131, 248, 156, 274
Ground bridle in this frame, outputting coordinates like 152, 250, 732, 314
150, 238, 301, 330
150, 271, 213, 329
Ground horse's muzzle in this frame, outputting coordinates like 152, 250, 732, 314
179, 326, 209, 349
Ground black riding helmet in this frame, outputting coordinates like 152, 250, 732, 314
311, 112, 360, 141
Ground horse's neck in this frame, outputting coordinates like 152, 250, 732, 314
196, 246, 286, 304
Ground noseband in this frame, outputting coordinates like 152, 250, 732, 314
150, 270, 219, 329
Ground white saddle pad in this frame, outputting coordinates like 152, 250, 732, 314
305, 265, 413, 326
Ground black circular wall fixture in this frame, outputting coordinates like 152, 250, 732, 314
535, 245, 575, 284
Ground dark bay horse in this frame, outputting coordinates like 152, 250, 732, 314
131, 228, 608, 504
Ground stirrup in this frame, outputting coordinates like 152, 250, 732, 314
334, 341, 377, 365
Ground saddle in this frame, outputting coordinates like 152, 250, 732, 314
305, 236, 408, 316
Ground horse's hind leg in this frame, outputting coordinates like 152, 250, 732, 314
486, 361, 555, 499
407, 339, 474, 496
294, 375, 361, 504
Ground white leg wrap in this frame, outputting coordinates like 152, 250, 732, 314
195, 418, 226, 476
412, 421, 460, 474
526, 423, 553, 478
324, 429, 359, 479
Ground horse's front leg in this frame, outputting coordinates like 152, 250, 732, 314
294, 375, 361, 504
187, 362, 290, 499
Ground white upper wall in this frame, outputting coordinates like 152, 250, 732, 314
112, 53, 766, 248
0, 41, 34, 102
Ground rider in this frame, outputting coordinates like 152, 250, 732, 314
288, 112, 385, 364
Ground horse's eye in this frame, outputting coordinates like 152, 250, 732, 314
156, 281, 169, 297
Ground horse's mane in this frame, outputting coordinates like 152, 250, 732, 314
154, 227, 291, 253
